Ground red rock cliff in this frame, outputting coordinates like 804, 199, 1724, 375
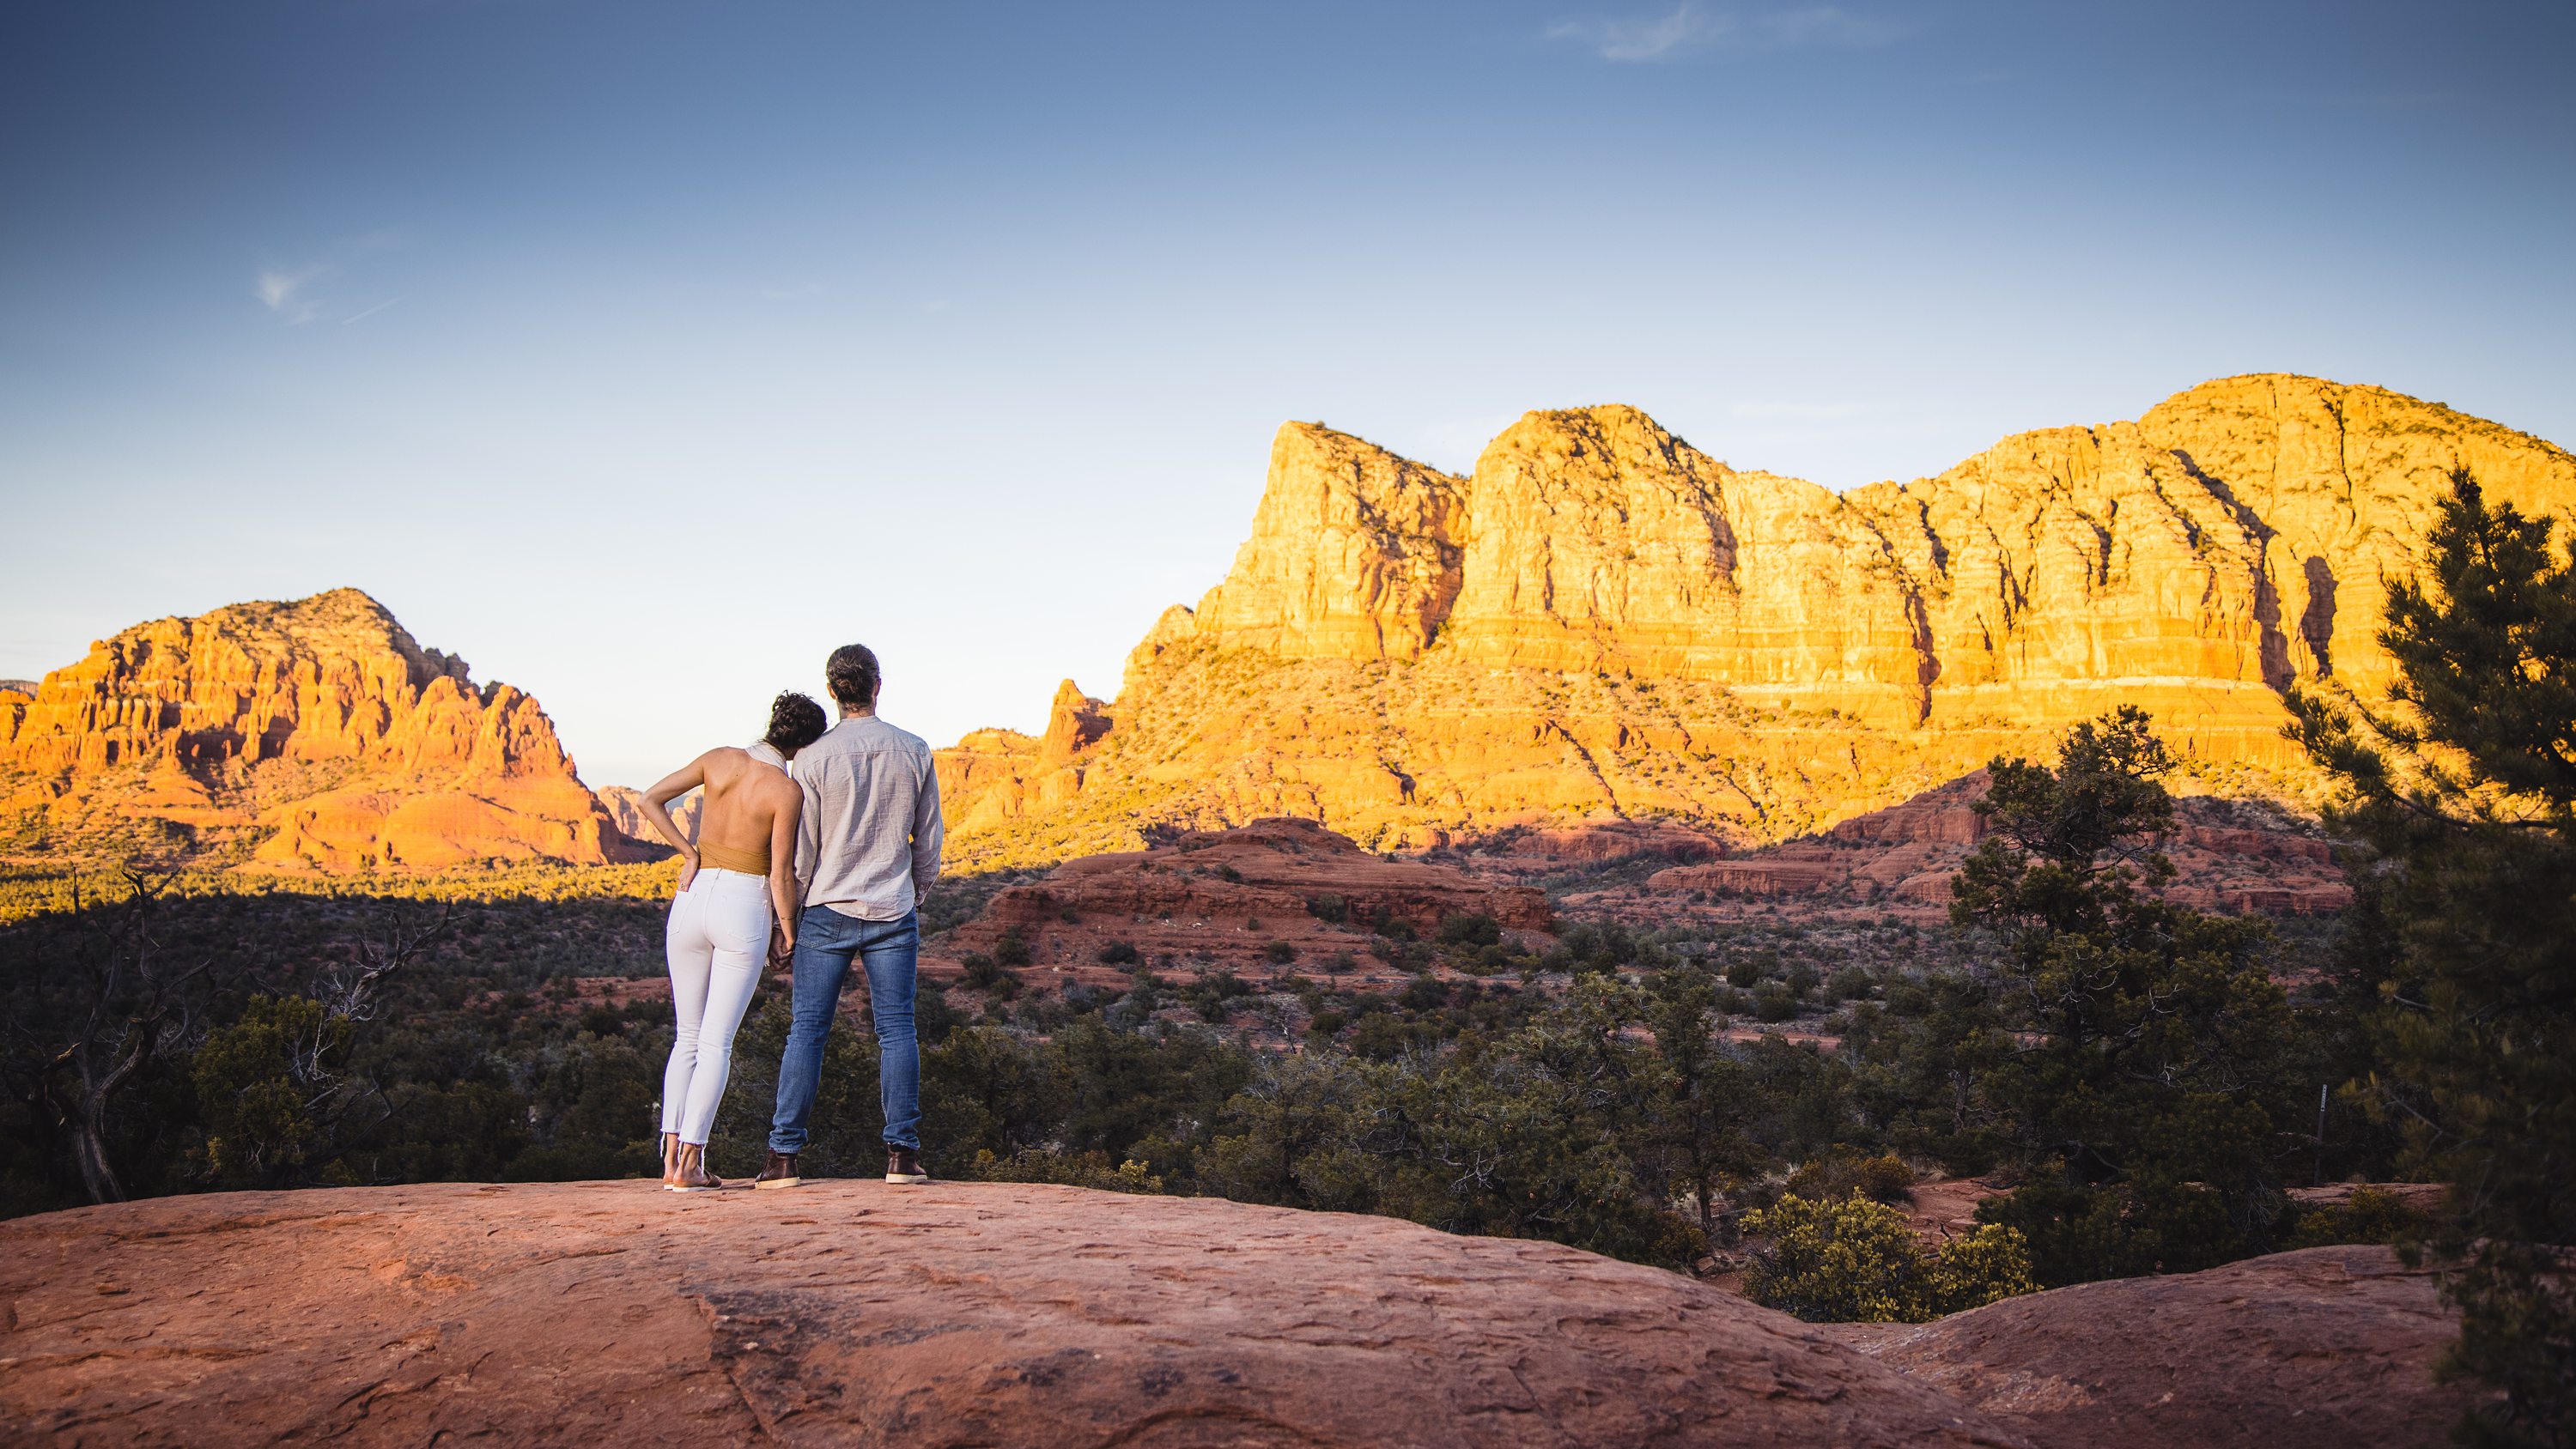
0, 587, 638, 870
939, 374, 2576, 866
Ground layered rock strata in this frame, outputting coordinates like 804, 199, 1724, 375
0, 588, 634, 870
939, 375, 2576, 866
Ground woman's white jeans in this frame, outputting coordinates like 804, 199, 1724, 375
661, 867, 769, 1145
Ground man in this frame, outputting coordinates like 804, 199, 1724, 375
756, 643, 944, 1188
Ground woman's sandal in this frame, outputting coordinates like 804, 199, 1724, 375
671, 1143, 723, 1193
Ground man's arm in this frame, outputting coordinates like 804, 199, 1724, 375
910, 751, 944, 894
791, 755, 823, 908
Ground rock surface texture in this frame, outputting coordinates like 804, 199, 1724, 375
1826, 1245, 2488, 1449
939, 375, 2576, 866
0, 588, 635, 870
0, 1181, 2035, 1448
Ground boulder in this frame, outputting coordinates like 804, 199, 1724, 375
1826, 1245, 2488, 1449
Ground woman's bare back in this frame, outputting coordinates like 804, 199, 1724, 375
636, 745, 808, 945
694, 748, 799, 863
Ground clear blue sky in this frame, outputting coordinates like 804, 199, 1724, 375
4, 1, 2570, 788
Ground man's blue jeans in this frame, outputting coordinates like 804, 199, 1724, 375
769, 906, 920, 1154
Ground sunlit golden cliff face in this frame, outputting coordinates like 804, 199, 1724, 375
939, 374, 2576, 867
0, 587, 635, 870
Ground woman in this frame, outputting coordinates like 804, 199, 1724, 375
634, 691, 828, 1191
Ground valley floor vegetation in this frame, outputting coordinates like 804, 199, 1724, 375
2, 470, 2565, 1444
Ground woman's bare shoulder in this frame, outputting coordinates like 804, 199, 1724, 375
753, 760, 804, 806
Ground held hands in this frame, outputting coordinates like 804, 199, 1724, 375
769, 922, 796, 969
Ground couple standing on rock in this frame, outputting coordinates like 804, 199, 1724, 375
631, 643, 944, 1192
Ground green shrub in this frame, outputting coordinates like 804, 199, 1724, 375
2284, 1186, 2435, 1249
1743, 1193, 2038, 1323
961, 951, 1023, 1000
963, 1148, 1163, 1195
1437, 912, 1502, 949
1306, 894, 1349, 925
1783, 1149, 1914, 1205
1097, 940, 1140, 966
1264, 940, 1297, 965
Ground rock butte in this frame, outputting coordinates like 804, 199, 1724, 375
0, 587, 640, 870
939, 373, 2576, 867
0, 1182, 2477, 1448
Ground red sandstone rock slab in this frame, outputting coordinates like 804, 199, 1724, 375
938, 816, 1552, 979
1824, 1246, 2488, 1449
1903, 1176, 2008, 1240
1829, 772, 1991, 846
0, 1181, 2028, 1448
1649, 856, 1861, 898
1493, 817, 1726, 864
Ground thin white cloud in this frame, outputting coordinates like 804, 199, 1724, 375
1550, 3, 1706, 60
1547, 3, 1910, 62
339, 299, 398, 325
256, 266, 326, 323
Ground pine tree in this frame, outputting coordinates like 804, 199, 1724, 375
1953, 707, 2303, 1284
2289, 469, 2576, 1447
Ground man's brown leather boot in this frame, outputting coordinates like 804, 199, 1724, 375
753, 1151, 801, 1189
885, 1147, 929, 1185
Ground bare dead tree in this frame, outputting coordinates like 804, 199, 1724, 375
14, 870, 216, 1204
311, 900, 452, 1027
289, 901, 455, 1168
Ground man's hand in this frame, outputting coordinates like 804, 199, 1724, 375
769, 923, 795, 969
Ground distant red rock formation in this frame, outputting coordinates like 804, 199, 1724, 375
932, 815, 1551, 988
0, 588, 641, 870
938, 375, 2576, 870
1644, 772, 2350, 918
